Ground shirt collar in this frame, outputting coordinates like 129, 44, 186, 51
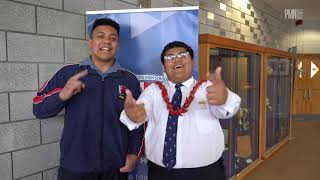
79, 56, 122, 74
167, 77, 195, 89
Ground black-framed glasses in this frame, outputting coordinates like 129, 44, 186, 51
164, 52, 190, 62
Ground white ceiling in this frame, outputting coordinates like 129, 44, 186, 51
263, 0, 320, 21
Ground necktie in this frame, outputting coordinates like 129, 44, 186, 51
162, 84, 183, 169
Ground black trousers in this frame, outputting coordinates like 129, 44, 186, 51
148, 158, 226, 180
58, 167, 128, 180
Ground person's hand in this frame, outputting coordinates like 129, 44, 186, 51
206, 67, 228, 105
119, 154, 139, 172
124, 89, 147, 123
59, 70, 88, 101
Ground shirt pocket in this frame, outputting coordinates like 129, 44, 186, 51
194, 109, 216, 134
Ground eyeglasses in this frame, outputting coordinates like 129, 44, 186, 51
163, 52, 190, 62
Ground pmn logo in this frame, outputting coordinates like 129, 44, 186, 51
285, 9, 303, 19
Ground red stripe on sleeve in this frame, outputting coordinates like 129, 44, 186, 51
33, 88, 63, 104
38, 80, 49, 92
137, 122, 148, 158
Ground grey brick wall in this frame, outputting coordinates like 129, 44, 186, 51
19, 173, 42, 180
64, 0, 105, 14
0, 153, 12, 180
10, 92, 37, 121
12, 142, 59, 179
151, 0, 174, 8
0, 93, 9, 123
0, 31, 6, 61
41, 116, 64, 144
37, 7, 86, 38
64, 39, 90, 63
105, 0, 137, 9
43, 168, 58, 180
0, 0, 36, 33
0, 63, 38, 92
0, 120, 40, 154
38, 64, 64, 86
14, 0, 63, 10
7, 33, 64, 63
0, 0, 293, 180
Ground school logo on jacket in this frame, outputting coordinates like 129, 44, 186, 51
118, 85, 127, 100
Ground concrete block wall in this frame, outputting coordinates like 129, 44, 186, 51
0, 0, 292, 179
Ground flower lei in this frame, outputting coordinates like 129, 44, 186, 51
155, 80, 205, 116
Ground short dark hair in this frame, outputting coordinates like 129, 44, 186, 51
90, 18, 120, 38
160, 41, 194, 64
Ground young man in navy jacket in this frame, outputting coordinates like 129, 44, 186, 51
33, 18, 144, 180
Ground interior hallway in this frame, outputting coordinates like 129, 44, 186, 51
246, 120, 320, 180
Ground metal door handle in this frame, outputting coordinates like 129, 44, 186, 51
308, 88, 312, 99
303, 89, 307, 100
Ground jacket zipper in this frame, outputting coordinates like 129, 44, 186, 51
100, 76, 105, 170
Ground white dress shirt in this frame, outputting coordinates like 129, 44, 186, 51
120, 77, 241, 168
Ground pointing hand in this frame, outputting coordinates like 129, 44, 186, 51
59, 70, 88, 101
206, 67, 228, 105
124, 89, 147, 123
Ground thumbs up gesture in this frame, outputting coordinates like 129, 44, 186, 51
124, 89, 147, 123
206, 67, 228, 105
59, 70, 88, 101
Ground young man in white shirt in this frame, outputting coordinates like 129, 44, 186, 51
120, 41, 241, 180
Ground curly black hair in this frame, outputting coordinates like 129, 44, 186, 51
160, 41, 194, 64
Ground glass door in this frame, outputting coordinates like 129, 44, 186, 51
266, 57, 292, 150
209, 48, 261, 177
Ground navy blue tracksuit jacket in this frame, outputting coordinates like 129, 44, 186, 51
33, 58, 144, 173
